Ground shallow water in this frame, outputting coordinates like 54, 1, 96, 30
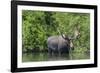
22, 52, 90, 62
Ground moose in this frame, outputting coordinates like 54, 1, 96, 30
47, 28, 80, 56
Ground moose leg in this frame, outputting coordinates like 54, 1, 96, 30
68, 47, 73, 60
58, 48, 61, 56
48, 47, 54, 57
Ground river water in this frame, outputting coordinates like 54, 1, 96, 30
22, 52, 90, 62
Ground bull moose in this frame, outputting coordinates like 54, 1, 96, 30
47, 28, 80, 56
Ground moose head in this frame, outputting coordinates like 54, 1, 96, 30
61, 27, 80, 50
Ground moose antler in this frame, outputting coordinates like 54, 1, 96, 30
73, 26, 80, 39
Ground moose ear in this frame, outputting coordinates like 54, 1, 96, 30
68, 36, 72, 40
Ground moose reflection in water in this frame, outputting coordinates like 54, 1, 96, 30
22, 52, 90, 62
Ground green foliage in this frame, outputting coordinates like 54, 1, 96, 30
22, 10, 90, 53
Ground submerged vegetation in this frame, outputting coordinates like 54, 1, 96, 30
22, 10, 90, 53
